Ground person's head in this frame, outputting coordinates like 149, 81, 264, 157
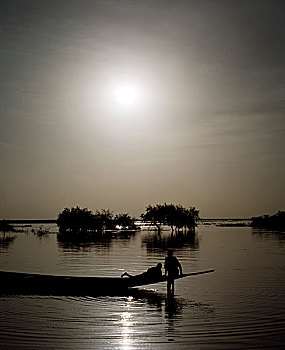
156, 263, 162, 270
167, 249, 173, 257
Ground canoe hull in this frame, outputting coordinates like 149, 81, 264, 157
0, 271, 129, 296
0, 269, 214, 295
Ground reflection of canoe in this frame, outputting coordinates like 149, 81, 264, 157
0, 269, 214, 295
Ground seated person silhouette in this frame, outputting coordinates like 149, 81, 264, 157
121, 263, 162, 281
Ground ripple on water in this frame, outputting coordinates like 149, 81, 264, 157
1, 291, 285, 349
1, 227, 285, 349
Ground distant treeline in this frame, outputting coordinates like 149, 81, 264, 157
57, 203, 199, 235
5, 219, 56, 224
251, 211, 285, 230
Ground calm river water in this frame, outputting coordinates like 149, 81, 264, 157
0, 223, 285, 349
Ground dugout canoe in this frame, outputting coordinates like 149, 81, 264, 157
0, 269, 214, 295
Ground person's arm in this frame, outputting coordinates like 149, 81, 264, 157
121, 272, 131, 278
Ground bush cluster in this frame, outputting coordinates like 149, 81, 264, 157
0, 220, 15, 232
57, 207, 136, 234
141, 203, 199, 233
251, 211, 285, 229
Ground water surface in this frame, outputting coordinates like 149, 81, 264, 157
0, 224, 284, 349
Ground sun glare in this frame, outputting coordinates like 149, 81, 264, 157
113, 84, 140, 107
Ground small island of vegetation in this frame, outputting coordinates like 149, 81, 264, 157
141, 203, 199, 234
57, 207, 137, 235
0, 220, 16, 233
251, 211, 285, 230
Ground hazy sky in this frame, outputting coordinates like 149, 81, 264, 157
1, 0, 284, 219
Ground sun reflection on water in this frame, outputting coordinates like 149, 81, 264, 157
120, 297, 134, 350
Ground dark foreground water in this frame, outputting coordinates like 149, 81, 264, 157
0, 224, 285, 349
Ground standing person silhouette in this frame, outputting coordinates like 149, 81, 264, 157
164, 250, 183, 296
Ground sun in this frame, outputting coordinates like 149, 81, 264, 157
113, 84, 140, 107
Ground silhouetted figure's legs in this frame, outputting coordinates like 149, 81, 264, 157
167, 278, 175, 296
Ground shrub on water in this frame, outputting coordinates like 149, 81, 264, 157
57, 207, 136, 234
141, 203, 199, 233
